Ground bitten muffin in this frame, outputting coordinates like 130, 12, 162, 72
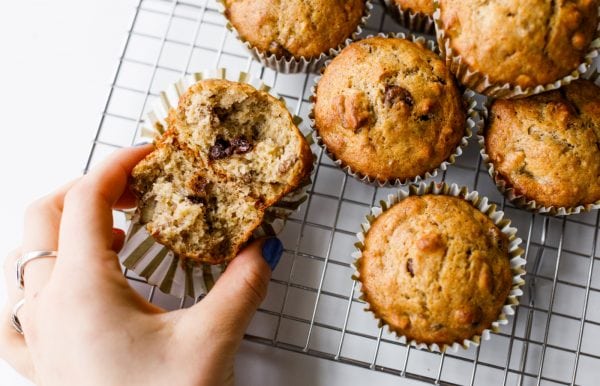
131, 79, 313, 264
222, 0, 366, 59
484, 79, 600, 209
393, 0, 434, 15
437, 0, 599, 89
314, 36, 466, 183
357, 195, 513, 346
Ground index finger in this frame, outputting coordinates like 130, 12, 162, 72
57, 145, 153, 266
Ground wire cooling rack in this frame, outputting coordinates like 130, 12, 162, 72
84, 1, 600, 385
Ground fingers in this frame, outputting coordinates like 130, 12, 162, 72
56, 145, 152, 272
21, 180, 77, 299
0, 249, 34, 380
178, 239, 277, 345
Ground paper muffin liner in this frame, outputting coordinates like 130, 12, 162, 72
216, 0, 373, 74
478, 73, 600, 216
352, 181, 526, 352
380, 0, 435, 35
433, 0, 600, 99
309, 32, 477, 187
119, 68, 314, 298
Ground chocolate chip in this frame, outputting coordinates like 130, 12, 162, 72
231, 136, 253, 154
209, 137, 233, 160
407, 258, 415, 277
384, 85, 413, 108
418, 114, 432, 121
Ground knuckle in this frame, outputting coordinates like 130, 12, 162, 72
239, 263, 269, 307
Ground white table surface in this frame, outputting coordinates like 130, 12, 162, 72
0, 1, 422, 385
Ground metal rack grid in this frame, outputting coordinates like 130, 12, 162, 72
85, 0, 600, 384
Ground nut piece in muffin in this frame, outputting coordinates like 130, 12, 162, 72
357, 195, 513, 346
484, 79, 600, 209
222, 0, 366, 59
394, 0, 434, 15
314, 36, 466, 183
131, 79, 313, 264
438, 0, 599, 89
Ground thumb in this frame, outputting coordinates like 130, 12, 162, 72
183, 238, 283, 341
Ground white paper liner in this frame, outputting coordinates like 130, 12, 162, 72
217, 0, 373, 74
352, 182, 526, 353
380, 0, 435, 35
478, 70, 600, 216
119, 68, 313, 298
433, 0, 600, 99
309, 32, 477, 187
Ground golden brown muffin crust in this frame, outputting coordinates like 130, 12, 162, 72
395, 0, 434, 15
358, 195, 513, 346
485, 79, 600, 208
439, 0, 599, 88
314, 37, 466, 182
223, 0, 365, 59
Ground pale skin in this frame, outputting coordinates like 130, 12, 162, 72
0, 145, 272, 386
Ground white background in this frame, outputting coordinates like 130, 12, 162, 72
0, 1, 421, 385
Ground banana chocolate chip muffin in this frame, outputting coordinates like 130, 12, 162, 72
357, 194, 513, 346
222, 0, 366, 59
484, 79, 600, 209
131, 79, 313, 264
437, 0, 599, 91
313, 36, 466, 183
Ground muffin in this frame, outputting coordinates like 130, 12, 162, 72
483, 79, 600, 210
222, 0, 368, 72
381, 0, 435, 34
356, 193, 514, 347
436, 0, 600, 96
131, 79, 313, 264
313, 36, 467, 184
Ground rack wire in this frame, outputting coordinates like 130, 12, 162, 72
85, 1, 600, 384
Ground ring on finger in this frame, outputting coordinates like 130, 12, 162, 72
10, 298, 25, 335
16, 250, 58, 289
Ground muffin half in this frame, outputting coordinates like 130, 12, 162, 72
131, 79, 313, 264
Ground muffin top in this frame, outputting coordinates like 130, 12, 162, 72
223, 0, 366, 59
357, 195, 513, 346
485, 79, 600, 209
438, 0, 599, 88
394, 0, 434, 15
314, 37, 466, 182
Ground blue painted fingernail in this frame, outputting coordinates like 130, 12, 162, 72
262, 238, 284, 271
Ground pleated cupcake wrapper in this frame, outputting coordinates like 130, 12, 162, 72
309, 32, 477, 188
120, 68, 314, 298
379, 0, 435, 35
352, 181, 526, 353
433, 0, 600, 99
216, 0, 373, 74
478, 69, 600, 216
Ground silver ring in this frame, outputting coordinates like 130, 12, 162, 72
16, 250, 58, 289
11, 298, 25, 335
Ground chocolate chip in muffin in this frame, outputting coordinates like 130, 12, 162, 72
231, 136, 253, 154
384, 85, 414, 108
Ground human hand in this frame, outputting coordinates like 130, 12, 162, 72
0, 145, 284, 386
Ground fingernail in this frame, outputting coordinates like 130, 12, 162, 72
262, 238, 284, 271
133, 139, 153, 147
